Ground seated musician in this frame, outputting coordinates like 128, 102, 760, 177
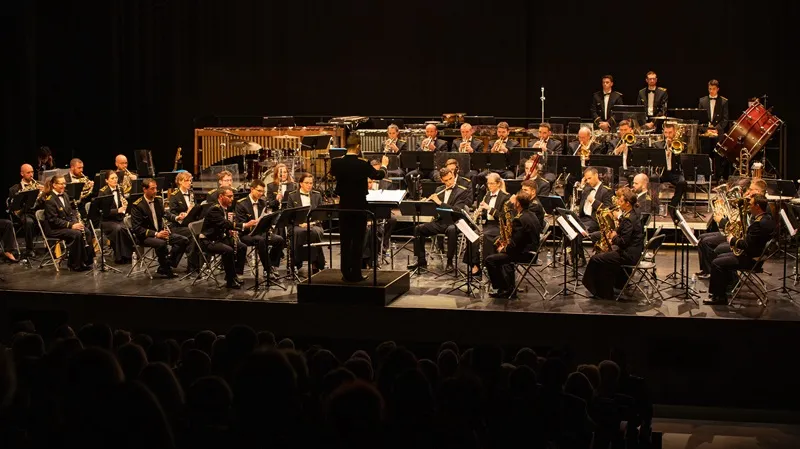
201, 186, 250, 288
465, 173, 511, 277
569, 127, 605, 160
572, 167, 614, 265
705, 193, 774, 305
166, 171, 199, 272
632, 173, 653, 217
517, 179, 546, 226
517, 156, 551, 196
129, 178, 189, 278
1, 219, 20, 262
592, 75, 624, 132
362, 177, 397, 267
481, 121, 518, 178
64, 158, 95, 211
609, 120, 641, 164
7, 164, 41, 256
485, 191, 540, 299
582, 187, 644, 300
384, 124, 407, 177
637, 71, 668, 129
404, 124, 448, 188
114, 154, 137, 195
699, 79, 731, 180
97, 170, 135, 264
451, 123, 484, 153
235, 179, 286, 274
696, 178, 765, 279
41, 175, 95, 271
265, 163, 297, 210
653, 123, 688, 222
531, 122, 564, 156
206, 170, 235, 207
433, 158, 473, 204
286, 172, 326, 274
407, 167, 470, 272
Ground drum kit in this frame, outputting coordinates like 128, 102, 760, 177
243, 137, 302, 182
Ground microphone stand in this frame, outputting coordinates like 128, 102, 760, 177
540, 87, 546, 124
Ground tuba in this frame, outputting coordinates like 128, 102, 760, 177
594, 204, 619, 252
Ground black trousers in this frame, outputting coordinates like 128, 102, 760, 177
240, 233, 284, 271
710, 252, 754, 296
171, 225, 200, 270
582, 250, 635, 300
660, 170, 687, 210
414, 221, 458, 265
466, 222, 500, 266
140, 234, 188, 270
339, 210, 368, 281
14, 213, 35, 253
701, 136, 731, 180
698, 232, 726, 273
292, 225, 325, 269
204, 239, 246, 281
48, 228, 94, 269
1, 219, 16, 251
100, 220, 133, 262
362, 217, 396, 264
485, 252, 533, 292
570, 216, 598, 262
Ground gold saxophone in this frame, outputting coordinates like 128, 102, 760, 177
495, 201, 515, 250
594, 204, 619, 252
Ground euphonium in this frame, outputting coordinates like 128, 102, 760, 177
727, 197, 748, 256
594, 204, 619, 252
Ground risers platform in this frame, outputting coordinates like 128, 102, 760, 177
296, 269, 410, 306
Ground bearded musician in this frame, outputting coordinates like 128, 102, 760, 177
482, 122, 518, 178
64, 158, 95, 208
518, 179, 546, 226
582, 187, 643, 300
7, 164, 41, 256
41, 175, 95, 271
201, 186, 250, 289
531, 122, 563, 156
465, 173, 511, 278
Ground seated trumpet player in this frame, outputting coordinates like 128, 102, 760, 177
465, 173, 510, 277
235, 179, 286, 274
42, 175, 95, 271
531, 122, 563, 155
484, 191, 540, 299
97, 170, 135, 264
64, 158, 95, 212
114, 154, 137, 195
451, 123, 484, 153
266, 163, 297, 210
591, 75, 624, 132
407, 167, 470, 272
384, 124, 407, 177
653, 123, 687, 222
517, 156, 551, 196
482, 122, 518, 177
405, 124, 449, 187
201, 186, 251, 289
582, 187, 644, 300
705, 194, 774, 305
286, 172, 326, 274
8, 164, 42, 256
129, 178, 189, 278
609, 120, 639, 167
166, 171, 200, 273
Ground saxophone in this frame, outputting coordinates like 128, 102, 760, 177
594, 204, 619, 252
495, 201, 515, 250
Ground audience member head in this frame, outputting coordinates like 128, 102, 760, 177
438, 341, 459, 358
282, 349, 310, 395
564, 371, 594, 405
344, 357, 374, 382
541, 357, 567, 391
194, 330, 217, 356
325, 381, 385, 449
53, 324, 76, 340
225, 324, 258, 363
513, 347, 538, 371
139, 362, 185, 423
232, 349, 298, 423
77, 323, 114, 351
309, 349, 341, 391
100, 381, 174, 449
374, 340, 397, 370
577, 364, 601, 390
436, 349, 459, 379
186, 376, 233, 428
257, 331, 276, 348
376, 347, 417, 398
391, 368, 434, 421
117, 343, 148, 381
132, 334, 154, 352
417, 359, 439, 388
508, 365, 538, 400
113, 329, 132, 349
322, 367, 356, 399
598, 359, 621, 397
177, 349, 211, 389
350, 350, 372, 364
12, 320, 36, 335
277, 338, 295, 350
12, 332, 45, 360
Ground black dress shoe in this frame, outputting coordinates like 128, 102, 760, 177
226, 281, 241, 289
157, 267, 177, 278
445, 263, 455, 272
490, 290, 510, 298
703, 296, 728, 305
233, 276, 244, 285
407, 262, 427, 270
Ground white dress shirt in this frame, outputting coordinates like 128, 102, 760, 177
147, 199, 159, 231
647, 90, 655, 116
443, 187, 452, 205
487, 192, 498, 220
181, 189, 193, 208
665, 146, 673, 171
603, 91, 611, 120
250, 194, 260, 218
300, 191, 311, 207
709, 96, 717, 121
583, 182, 601, 216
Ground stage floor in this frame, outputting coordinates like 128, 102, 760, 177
2, 242, 798, 322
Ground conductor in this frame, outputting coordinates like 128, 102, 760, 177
331, 136, 390, 282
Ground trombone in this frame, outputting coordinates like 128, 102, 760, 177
670, 139, 684, 154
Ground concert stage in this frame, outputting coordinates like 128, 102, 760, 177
2, 246, 800, 411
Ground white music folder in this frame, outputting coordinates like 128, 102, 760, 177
456, 219, 480, 243
366, 189, 406, 203
780, 209, 797, 237
556, 216, 579, 241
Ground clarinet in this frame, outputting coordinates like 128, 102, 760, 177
74, 201, 92, 253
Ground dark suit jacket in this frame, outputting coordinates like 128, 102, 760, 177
579, 183, 614, 219
653, 141, 683, 173
529, 198, 546, 226
612, 209, 644, 262
541, 138, 564, 155
731, 212, 775, 260
453, 175, 473, 203
635, 192, 653, 215
331, 154, 387, 209
591, 91, 624, 125
384, 139, 408, 153
167, 189, 195, 224
286, 190, 324, 210
201, 203, 244, 242
130, 195, 166, 240
97, 185, 126, 222
505, 209, 540, 258
532, 176, 551, 197
451, 138, 485, 153
637, 87, 669, 117
433, 184, 470, 221
569, 141, 605, 155
698, 95, 730, 133
487, 139, 520, 153
234, 195, 268, 225
42, 192, 79, 232
418, 138, 449, 152
479, 190, 511, 222
266, 182, 297, 210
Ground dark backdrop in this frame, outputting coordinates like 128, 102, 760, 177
2, 0, 796, 201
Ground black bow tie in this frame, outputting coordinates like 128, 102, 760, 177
647, 89, 656, 94
300, 192, 310, 196
709, 97, 717, 101
490, 194, 497, 198
604, 92, 610, 96
56, 194, 64, 198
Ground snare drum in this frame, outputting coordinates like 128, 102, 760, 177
716, 100, 782, 164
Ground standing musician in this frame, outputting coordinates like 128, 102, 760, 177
206, 170, 235, 207
405, 124, 449, 187
129, 178, 188, 278
384, 124, 407, 178
466, 173, 510, 277
1, 219, 20, 262
64, 158, 95, 206
114, 154, 137, 195
97, 171, 134, 264
705, 194, 774, 305
363, 176, 398, 267
698, 79, 731, 180
653, 123, 687, 221
407, 167, 470, 272
166, 171, 200, 272
201, 186, 250, 289
286, 172, 327, 274
235, 179, 286, 275
41, 175, 94, 271
591, 75, 625, 132
8, 164, 41, 256
518, 156, 551, 196
582, 187, 644, 300
331, 136, 389, 282
266, 164, 297, 210
637, 71, 668, 129
484, 191, 540, 299
451, 123, 484, 153
531, 122, 564, 155
632, 173, 653, 216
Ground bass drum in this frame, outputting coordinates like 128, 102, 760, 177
716, 100, 782, 164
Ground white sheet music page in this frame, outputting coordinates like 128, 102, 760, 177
780, 209, 797, 237
455, 219, 479, 243
566, 215, 587, 235
557, 216, 578, 241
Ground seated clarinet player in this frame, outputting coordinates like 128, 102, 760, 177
201, 186, 250, 289
265, 163, 297, 210
465, 173, 510, 278
42, 175, 94, 271
129, 178, 188, 278
484, 191, 540, 299
362, 176, 397, 268
235, 179, 286, 275
407, 167, 470, 272
166, 171, 200, 273
286, 172, 326, 274
97, 170, 134, 264
582, 187, 644, 300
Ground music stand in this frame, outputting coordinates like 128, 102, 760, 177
586, 155, 623, 183
548, 207, 588, 300
768, 199, 800, 299
398, 201, 440, 276
442, 207, 481, 297
539, 195, 567, 269
367, 189, 406, 269
628, 148, 667, 178
248, 210, 286, 293
275, 206, 309, 283
400, 151, 435, 199
665, 209, 700, 303
301, 135, 331, 182
681, 153, 712, 219
91, 173, 107, 197
88, 194, 123, 274
504, 180, 522, 194
328, 148, 346, 159
9, 189, 40, 262
470, 152, 508, 174
158, 171, 181, 191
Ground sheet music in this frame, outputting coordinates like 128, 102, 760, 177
366, 189, 406, 203
678, 220, 699, 245
566, 215, 587, 236
780, 209, 797, 237
557, 216, 579, 241
455, 219, 479, 243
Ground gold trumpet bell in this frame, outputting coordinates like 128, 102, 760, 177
671, 139, 684, 154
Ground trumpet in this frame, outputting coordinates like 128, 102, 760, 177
490, 138, 508, 153
458, 139, 472, 153
384, 138, 396, 152
420, 137, 435, 151
532, 138, 546, 149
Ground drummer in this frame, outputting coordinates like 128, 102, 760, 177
698, 79, 731, 180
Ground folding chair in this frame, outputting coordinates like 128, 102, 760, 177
616, 234, 668, 303
34, 209, 65, 272
729, 239, 778, 307
511, 229, 552, 300
185, 219, 223, 288
123, 216, 158, 279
